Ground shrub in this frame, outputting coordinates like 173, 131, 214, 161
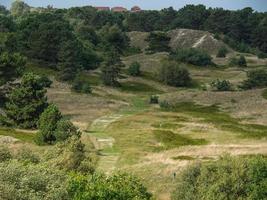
216, 46, 228, 58
16, 147, 39, 164
36, 104, 62, 144
39, 75, 52, 88
211, 79, 232, 91
172, 48, 213, 66
68, 172, 152, 200
150, 95, 159, 104
241, 69, 267, 89
146, 31, 171, 53
55, 119, 81, 142
159, 60, 191, 87
128, 61, 141, 76
238, 55, 247, 67
71, 78, 92, 94
172, 155, 267, 200
0, 146, 12, 162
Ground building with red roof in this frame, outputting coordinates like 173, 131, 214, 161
111, 7, 128, 12
131, 6, 142, 12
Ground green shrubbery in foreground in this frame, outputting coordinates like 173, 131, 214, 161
172, 155, 267, 200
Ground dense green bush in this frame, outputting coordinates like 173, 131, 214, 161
4, 73, 48, 128
150, 95, 159, 104
128, 61, 141, 76
159, 61, 191, 87
71, 78, 92, 94
172, 48, 213, 66
55, 119, 81, 142
238, 55, 247, 67
241, 69, 267, 89
146, 32, 171, 53
36, 104, 62, 144
216, 46, 228, 58
211, 79, 232, 91
172, 155, 267, 200
68, 172, 152, 200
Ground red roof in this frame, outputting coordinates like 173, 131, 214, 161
131, 6, 141, 12
111, 7, 127, 12
95, 7, 110, 11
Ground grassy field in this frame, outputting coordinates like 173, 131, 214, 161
1, 49, 267, 200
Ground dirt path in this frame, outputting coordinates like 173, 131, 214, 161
88, 114, 125, 174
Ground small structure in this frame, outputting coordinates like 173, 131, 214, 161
95, 6, 110, 11
131, 6, 141, 12
111, 7, 127, 12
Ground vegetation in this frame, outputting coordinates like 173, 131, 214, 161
216, 46, 228, 57
146, 32, 171, 53
241, 69, 267, 89
172, 155, 267, 200
4, 73, 49, 128
211, 79, 232, 91
128, 61, 141, 76
159, 60, 191, 87
172, 48, 213, 66
71, 77, 92, 94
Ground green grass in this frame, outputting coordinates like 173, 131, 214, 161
262, 89, 267, 100
0, 128, 35, 143
78, 73, 102, 86
25, 61, 58, 76
161, 102, 267, 139
120, 81, 162, 94
153, 130, 208, 151
151, 122, 184, 129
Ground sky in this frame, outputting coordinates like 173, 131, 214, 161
1, 0, 267, 12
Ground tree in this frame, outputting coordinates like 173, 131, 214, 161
216, 46, 228, 58
128, 62, 141, 76
55, 119, 81, 142
4, 73, 48, 128
241, 69, 267, 89
0, 15, 16, 32
159, 60, 191, 87
172, 155, 267, 200
101, 51, 122, 86
146, 32, 171, 53
0, 52, 26, 86
36, 104, 62, 144
10, 0, 30, 17
0, 5, 9, 15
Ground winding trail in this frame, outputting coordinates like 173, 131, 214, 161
88, 114, 125, 174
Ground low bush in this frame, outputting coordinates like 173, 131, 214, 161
150, 95, 159, 104
172, 48, 213, 66
72, 78, 92, 94
241, 69, 267, 89
146, 31, 171, 53
55, 119, 81, 142
211, 79, 232, 91
216, 46, 228, 58
172, 155, 267, 200
0, 146, 12, 162
128, 61, 141, 76
159, 60, 191, 87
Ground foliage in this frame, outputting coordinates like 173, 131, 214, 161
172, 48, 213, 66
10, 0, 30, 17
55, 119, 81, 142
101, 51, 123, 86
238, 55, 247, 67
128, 61, 141, 76
0, 52, 26, 86
172, 155, 267, 200
146, 31, 171, 53
71, 77, 92, 94
211, 79, 232, 91
68, 172, 152, 200
216, 46, 228, 58
4, 73, 48, 128
150, 95, 159, 104
159, 60, 191, 87
36, 104, 62, 144
241, 69, 267, 89
16, 147, 39, 164
0, 15, 16, 32
0, 146, 12, 162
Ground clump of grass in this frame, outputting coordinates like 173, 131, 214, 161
262, 89, 267, 100
120, 81, 162, 94
0, 128, 35, 143
153, 130, 207, 151
160, 102, 267, 139
172, 155, 195, 160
